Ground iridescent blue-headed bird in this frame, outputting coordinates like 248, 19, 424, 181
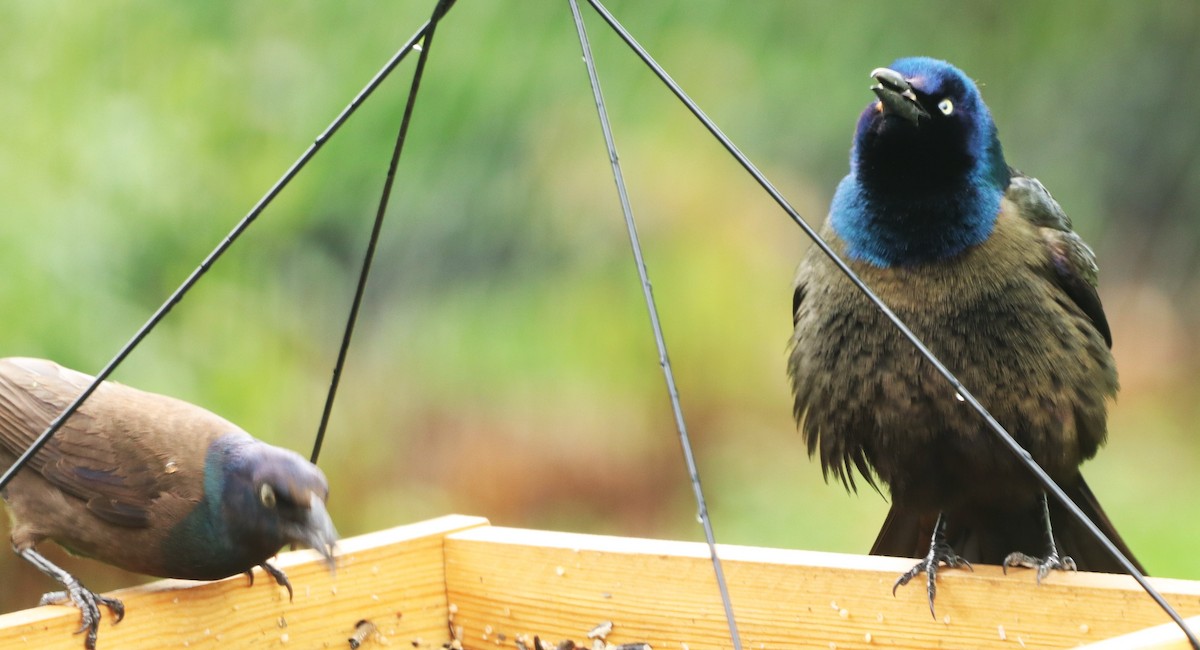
787, 57, 1143, 613
0, 358, 338, 649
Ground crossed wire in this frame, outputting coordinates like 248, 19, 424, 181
0, 9, 439, 494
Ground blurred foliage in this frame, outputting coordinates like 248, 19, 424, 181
1, 0, 1198, 616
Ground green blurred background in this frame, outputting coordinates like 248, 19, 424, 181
2, 1, 1198, 614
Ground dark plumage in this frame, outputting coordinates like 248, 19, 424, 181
787, 57, 1141, 610
0, 357, 337, 649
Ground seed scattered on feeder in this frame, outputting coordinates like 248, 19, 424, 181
524, 622, 650, 650
1079, 623, 1089, 634
587, 621, 613, 640
998, 625, 1006, 641
839, 608, 849, 619
350, 619, 378, 649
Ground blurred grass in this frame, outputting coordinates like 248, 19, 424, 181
1, 0, 1198, 615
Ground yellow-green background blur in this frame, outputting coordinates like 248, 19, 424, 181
2, 1, 1198, 613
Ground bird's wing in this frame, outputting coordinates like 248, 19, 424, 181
1007, 170, 1112, 348
0, 358, 162, 528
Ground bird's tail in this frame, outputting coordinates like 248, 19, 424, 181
870, 478, 1145, 575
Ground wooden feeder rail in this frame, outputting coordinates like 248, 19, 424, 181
0, 514, 1196, 649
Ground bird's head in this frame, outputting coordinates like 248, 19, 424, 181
246, 444, 338, 568
831, 58, 1010, 266
208, 434, 338, 573
852, 57, 1008, 196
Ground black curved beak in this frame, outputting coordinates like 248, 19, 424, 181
870, 67, 929, 125
285, 494, 339, 573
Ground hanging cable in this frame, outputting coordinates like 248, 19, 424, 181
0, 14, 437, 493
311, 0, 457, 465
582, 1, 1198, 647
567, 2, 743, 648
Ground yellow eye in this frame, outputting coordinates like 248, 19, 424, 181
259, 484, 277, 508
938, 98, 953, 115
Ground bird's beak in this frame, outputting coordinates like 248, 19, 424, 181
295, 495, 339, 573
870, 67, 929, 125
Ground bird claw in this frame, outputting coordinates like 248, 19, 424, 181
892, 541, 972, 617
39, 585, 124, 650
244, 562, 294, 601
1003, 551, 1077, 583
259, 561, 294, 602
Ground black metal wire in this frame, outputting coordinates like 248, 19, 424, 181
583, 1, 1200, 647
310, 0, 457, 465
567, 2, 743, 648
0, 16, 436, 493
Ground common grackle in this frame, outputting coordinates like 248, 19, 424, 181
0, 357, 338, 648
787, 58, 1143, 613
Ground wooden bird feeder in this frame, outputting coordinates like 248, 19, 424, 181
0, 514, 1197, 649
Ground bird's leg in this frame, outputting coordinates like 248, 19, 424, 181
891, 512, 972, 617
18, 547, 124, 650
258, 561, 294, 602
1003, 492, 1077, 582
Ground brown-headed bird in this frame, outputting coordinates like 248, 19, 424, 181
0, 357, 337, 648
787, 57, 1143, 613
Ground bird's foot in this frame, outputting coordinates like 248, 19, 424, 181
892, 540, 972, 617
1003, 492, 1078, 583
1003, 550, 1077, 583
19, 547, 123, 650
39, 586, 125, 650
259, 561, 294, 602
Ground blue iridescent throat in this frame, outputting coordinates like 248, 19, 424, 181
830, 170, 1005, 268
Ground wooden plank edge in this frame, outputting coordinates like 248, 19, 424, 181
444, 526, 1200, 650
1078, 615, 1200, 650
0, 514, 489, 650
